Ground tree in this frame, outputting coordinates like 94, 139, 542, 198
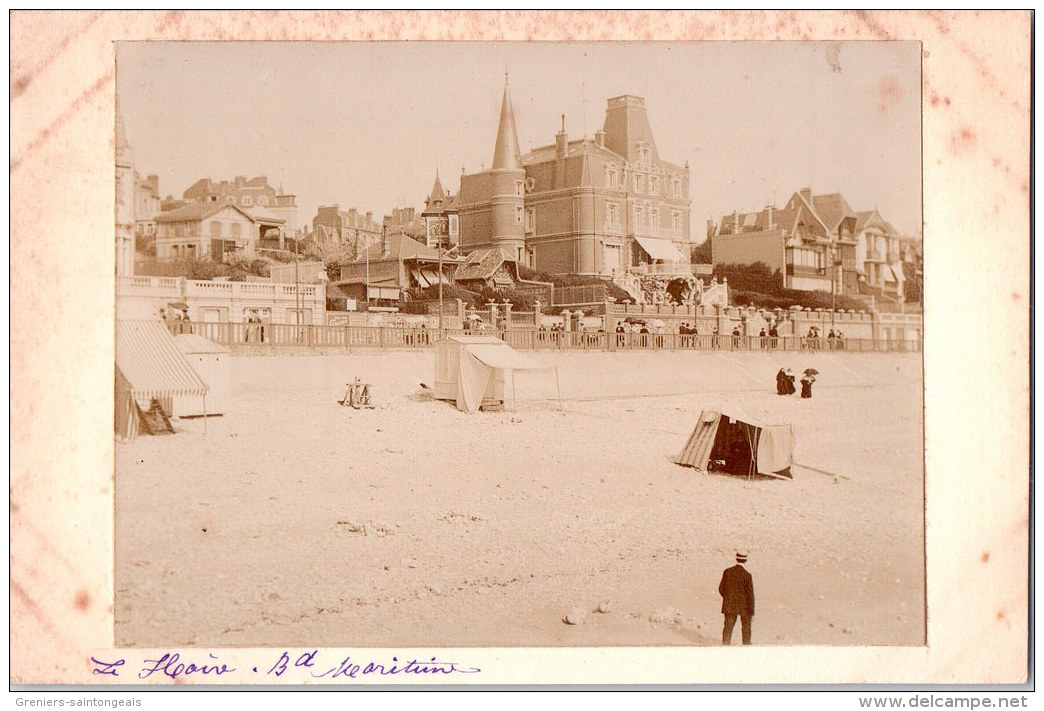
691, 239, 713, 264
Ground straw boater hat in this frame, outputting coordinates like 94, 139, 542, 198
735, 550, 749, 563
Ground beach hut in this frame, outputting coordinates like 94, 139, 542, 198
115, 321, 209, 440
173, 333, 230, 417
433, 335, 560, 413
676, 408, 793, 479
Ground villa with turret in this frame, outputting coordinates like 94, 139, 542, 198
454, 76, 693, 278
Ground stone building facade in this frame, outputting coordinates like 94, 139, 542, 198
455, 79, 692, 277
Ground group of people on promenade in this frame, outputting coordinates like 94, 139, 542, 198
159, 307, 192, 335
804, 326, 847, 350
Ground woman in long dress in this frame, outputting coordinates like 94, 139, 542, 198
800, 373, 815, 399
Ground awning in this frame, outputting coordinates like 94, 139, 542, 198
420, 268, 450, 286
116, 321, 208, 402
634, 236, 685, 261
411, 269, 431, 288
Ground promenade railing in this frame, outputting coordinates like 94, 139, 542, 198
163, 320, 921, 354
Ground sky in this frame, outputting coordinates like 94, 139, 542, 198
116, 41, 922, 240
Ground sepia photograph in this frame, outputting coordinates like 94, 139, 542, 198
9, 10, 1030, 690
113, 40, 925, 649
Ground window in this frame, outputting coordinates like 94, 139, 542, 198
607, 202, 618, 226
672, 177, 681, 196
259, 195, 268, 206
516, 206, 524, 224
242, 196, 253, 206
516, 181, 524, 196
650, 176, 659, 194
633, 174, 640, 192
230, 222, 242, 239
651, 208, 659, 227
525, 208, 535, 232
210, 221, 222, 238
672, 211, 681, 234
607, 169, 618, 188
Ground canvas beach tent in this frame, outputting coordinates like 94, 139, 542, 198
115, 321, 209, 440
433, 335, 561, 413
676, 407, 794, 479
174, 333, 230, 417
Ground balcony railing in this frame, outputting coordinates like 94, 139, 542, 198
117, 275, 324, 303
628, 261, 691, 276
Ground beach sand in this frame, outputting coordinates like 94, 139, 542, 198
115, 349, 924, 648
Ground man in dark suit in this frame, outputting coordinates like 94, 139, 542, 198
718, 550, 755, 645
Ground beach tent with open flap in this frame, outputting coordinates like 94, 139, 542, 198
433, 335, 560, 413
115, 320, 209, 440
676, 407, 793, 479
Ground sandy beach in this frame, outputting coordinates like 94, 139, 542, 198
115, 348, 924, 648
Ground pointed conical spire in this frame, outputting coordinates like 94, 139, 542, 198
492, 73, 522, 170
426, 168, 446, 207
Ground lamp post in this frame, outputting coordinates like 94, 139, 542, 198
830, 242, 842, 331
438, 242, 444, 334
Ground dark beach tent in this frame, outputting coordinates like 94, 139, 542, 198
676, 408, 794, 479
115, 321, 209, 440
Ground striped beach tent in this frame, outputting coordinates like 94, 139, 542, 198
676, 407, 793, 479
115, 320, 209, 440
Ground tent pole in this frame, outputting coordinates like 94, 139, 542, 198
555, 368, 562, 411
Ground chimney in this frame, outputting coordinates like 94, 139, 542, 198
799, 187, 812, 203
707, 219, 716, 239
767, 205, 774, 230
595, 129, 606, 148
382, 231, 391, 258
556, 114, 568, 159
366, 211, 373, 223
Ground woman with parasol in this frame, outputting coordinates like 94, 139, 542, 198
800, 368, 819, 399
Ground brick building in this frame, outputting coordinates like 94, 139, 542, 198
455, 77, 692, 277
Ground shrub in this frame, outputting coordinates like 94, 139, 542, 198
516, 265, 553, 282
399, 299, 430, 315
712, 262, 869, 311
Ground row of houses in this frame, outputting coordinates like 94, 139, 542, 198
117, 77, 921, 326
708, 188, 921, 304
